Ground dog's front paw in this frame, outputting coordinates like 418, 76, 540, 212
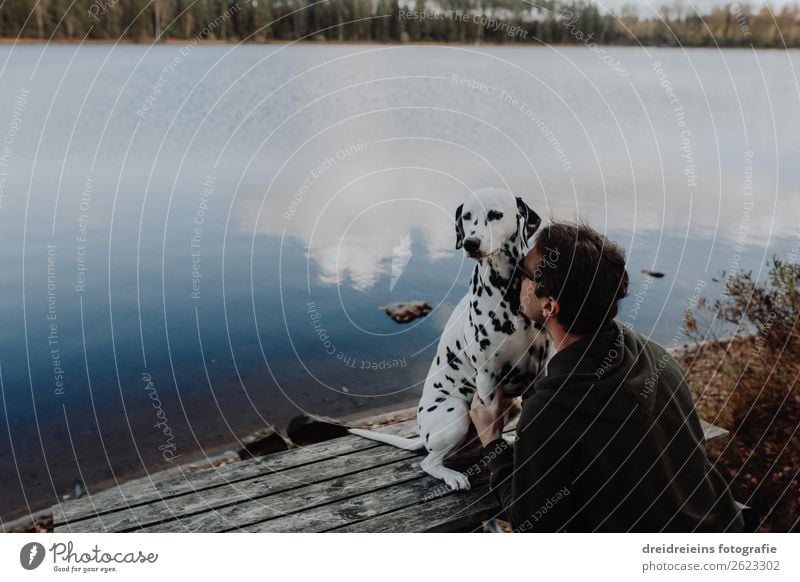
443, 471, 471, 491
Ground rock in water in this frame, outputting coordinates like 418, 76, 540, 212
641, 269, 665, 278
382, 300, 432, 323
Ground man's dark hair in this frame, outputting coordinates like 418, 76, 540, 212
531, 221, 629, 335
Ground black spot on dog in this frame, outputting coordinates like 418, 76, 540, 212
446, 347, 463, 370
458, 386, 474, 396
471, 355, 477, 362
440, 389, 450, 395
418, 406, 423, 412
488, 266, 510, 290
445, 374, 455, 383
447, 407, 455, 412
455, 339, 461, 350
487, 262, 523, 315
501, 320, 515, 334
427, 405, 438, 412
479, 339, 490, 351
435, 397, 446, 403
433, 382, 443, 389
436, 356, 440, 365
426, 433, 430, 443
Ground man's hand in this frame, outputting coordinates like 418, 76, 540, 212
469, 385, 517, 447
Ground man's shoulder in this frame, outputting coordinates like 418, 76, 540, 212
618, 321, 679, 364
616, 321, 690, 403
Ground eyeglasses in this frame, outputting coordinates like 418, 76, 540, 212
514, 258, 540, 284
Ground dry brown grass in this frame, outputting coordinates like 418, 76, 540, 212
681, 257, 800, 532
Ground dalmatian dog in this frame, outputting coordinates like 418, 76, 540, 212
349, 187, 553, 491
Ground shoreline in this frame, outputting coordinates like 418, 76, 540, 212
0, 38, 793, 50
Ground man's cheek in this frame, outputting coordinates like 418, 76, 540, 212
524, 281, 536, 298
520, 283, 535, 311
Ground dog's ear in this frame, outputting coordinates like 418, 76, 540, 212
454, 204, 465, 249
516, 197, 541, 243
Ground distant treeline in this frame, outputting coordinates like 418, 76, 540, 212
2, 0, 800, 48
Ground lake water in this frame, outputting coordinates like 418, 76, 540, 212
0, 43, 798, 520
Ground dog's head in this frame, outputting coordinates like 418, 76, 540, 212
455, 188, 541, 259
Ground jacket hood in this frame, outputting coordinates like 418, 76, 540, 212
529, 321, 666, 421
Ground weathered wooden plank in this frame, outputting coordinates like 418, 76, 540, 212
138, 456, 430, 532
332, 485, 498, 533
126, 428, 512, 532
700, 419, 729, 443
54, 420, 418, 526
129, 426, 511, 533
57, 446, 420, 533
236, 464, 493, 533
134, 442, 494, 533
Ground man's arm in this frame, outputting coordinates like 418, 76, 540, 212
480, 436, 515, 512
481, 399, 578, 531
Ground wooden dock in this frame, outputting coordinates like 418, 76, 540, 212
51, 416, 731, 533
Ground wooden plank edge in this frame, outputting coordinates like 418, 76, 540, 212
53, 423, 418, 527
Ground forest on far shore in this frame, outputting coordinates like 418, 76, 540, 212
2, 1, 800, 48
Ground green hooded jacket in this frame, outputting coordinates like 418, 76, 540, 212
482, 320, 744, 532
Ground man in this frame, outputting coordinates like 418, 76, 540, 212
469, 221, 744, 532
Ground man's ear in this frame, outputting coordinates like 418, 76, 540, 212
543, 296, 560, 319
516, 197, 542, 243
454, 204, 465, 249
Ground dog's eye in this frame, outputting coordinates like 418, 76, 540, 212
487, 211, 504, 221
462, 212, 472, 221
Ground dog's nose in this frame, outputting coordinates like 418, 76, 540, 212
463, 238, 480, 254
